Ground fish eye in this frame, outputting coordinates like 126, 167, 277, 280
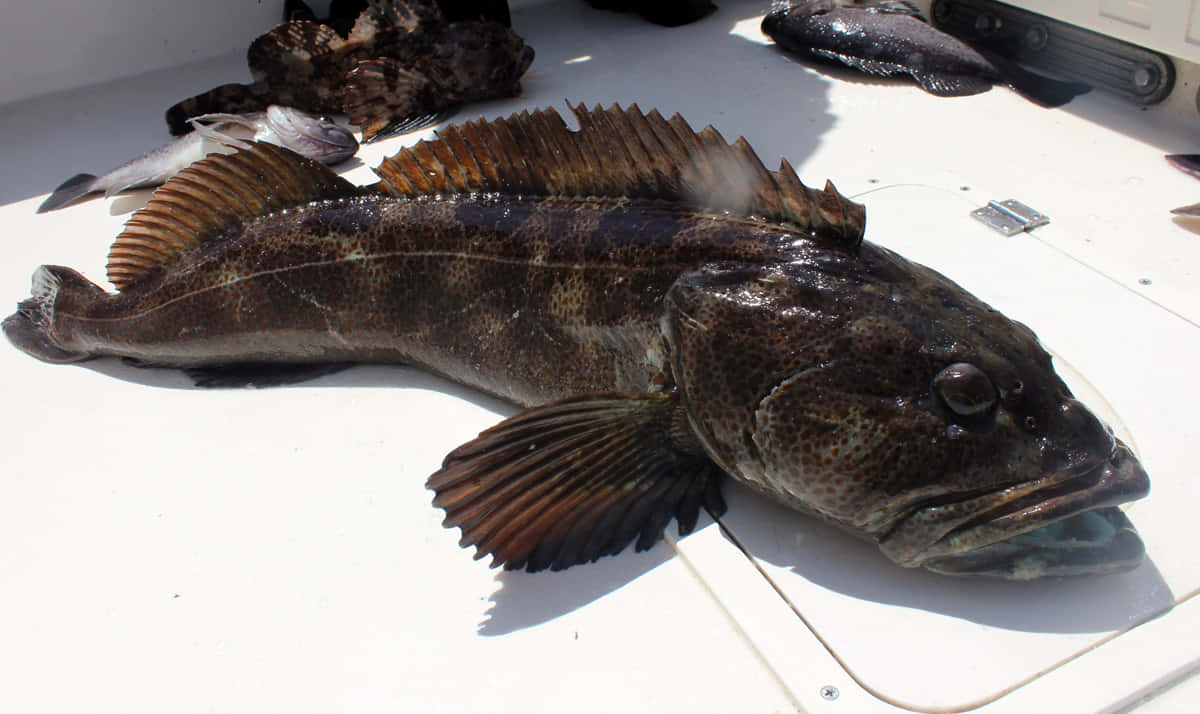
934, 362, 997, 417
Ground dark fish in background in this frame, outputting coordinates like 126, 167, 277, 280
38, 106, 358, 213
285, 0, 511, 33
5, 105, 1149, 580
1166, 154, 1200, 215
166, 0, 534, 141
762, 1, 1089, 107
583, 0, 716, 26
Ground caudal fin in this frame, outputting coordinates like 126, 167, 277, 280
37, 173, 100, 213
3, 266, 104, 364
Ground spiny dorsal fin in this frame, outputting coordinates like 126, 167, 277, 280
107, 143, 360, 290
375, 103, 866, 248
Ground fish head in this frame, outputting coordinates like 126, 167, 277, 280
434, 23, 534, 98
263, 105, 359, 164
664, 242, 1149, 579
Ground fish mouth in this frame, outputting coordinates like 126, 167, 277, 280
882, 441, 1150, 579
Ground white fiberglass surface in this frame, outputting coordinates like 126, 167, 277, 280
2, 1, 1199, 712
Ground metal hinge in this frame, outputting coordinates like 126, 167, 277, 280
971, 199, 1050, 235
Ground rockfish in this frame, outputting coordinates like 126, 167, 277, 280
5, 104, 1148, 579
38, 106, 358, 214
165, 0, 534, 142
762, 1, 1089, 107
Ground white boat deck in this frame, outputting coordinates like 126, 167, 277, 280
2, 1, 1198, 712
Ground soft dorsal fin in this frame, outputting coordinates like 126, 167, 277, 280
375, 103, 866, 248
107, 143, 359, 290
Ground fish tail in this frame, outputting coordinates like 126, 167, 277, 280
36, 173, 100, 213
3, 266, 104, 364
166, 83, 272, 136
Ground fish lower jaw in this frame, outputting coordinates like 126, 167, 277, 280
919, 508, 1146, 579
889, 447, 1150, 579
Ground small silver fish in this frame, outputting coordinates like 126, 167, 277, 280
37, 106, 358, 213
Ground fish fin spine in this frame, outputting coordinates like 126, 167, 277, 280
426, 393, 727, 572
375, 103, 866, 248
37, 173, 99, 213
106, 143, 360, 291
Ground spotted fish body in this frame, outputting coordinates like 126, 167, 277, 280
166, 0, 534, 141
5, 105, 1148, 579
762, 1, 1089, 106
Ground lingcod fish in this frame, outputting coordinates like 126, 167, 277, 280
4, 104, 1148, 579
166, 0, 534, 141
762, 1, 1089, 107
38, 106, 358, 213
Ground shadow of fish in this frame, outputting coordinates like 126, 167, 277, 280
583, 0, 716, 26
762, 1, 1088, 107
166, 0, 534, 142
5, 104, 1148, 580
1166, 154, 1200, 215
38, 106, 358, 214
286, 0, 513, 32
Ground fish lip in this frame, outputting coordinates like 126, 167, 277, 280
881, 441, 1149, 577
921, 507, 1146, 579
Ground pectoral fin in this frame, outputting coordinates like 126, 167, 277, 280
427, 393, 725, 572
341, 59, 446, 142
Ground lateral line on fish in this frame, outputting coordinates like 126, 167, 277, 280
60, 250, 704, 325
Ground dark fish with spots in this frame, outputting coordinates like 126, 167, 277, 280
4, 104, 1148, 579
38, 106, 358, 213
166, 0, 534, 141
761, 1, 1089, 107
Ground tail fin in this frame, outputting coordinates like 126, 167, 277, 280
37, 173, 100, 213
3, 266, 104, 364
165, 83, 272, 135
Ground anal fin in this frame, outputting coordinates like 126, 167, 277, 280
182, 362, 355, 388
427, 393, 726, 572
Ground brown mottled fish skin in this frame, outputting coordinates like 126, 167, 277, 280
29, 198, 786, 400
166, 0, 533, 138
6, 106, 1149, 580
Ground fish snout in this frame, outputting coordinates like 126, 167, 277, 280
1037, 398, 1116, 476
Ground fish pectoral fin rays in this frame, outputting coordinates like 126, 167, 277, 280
183, 362, 356, 388
37, 173, 100, 213
427, 393, 727, 572
341, 59, 440, 142
912, 71, 994, 97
